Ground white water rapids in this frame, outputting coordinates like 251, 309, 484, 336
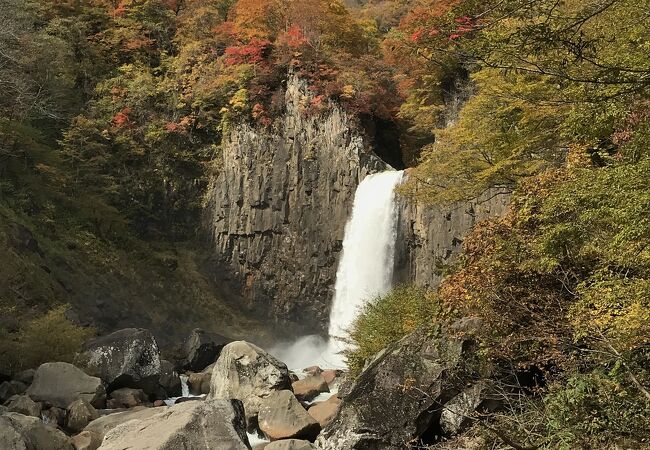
272, 170, 404, 369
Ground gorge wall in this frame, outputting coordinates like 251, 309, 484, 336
206, 77, 510, 335
206, 77, 387, 335
395, 187, 511, 288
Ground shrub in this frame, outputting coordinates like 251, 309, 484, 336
543, 371, 650, 449
344, 285, 438, 376
0, 305, 94, 374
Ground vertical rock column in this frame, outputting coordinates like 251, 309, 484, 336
205, 76, 387, 334
394, 187, 512, 288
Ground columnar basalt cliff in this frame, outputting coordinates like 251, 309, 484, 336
395, 187, 512, 288
206, 77, 387, 334
206, 77, 511, 336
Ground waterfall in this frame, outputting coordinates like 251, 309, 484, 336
269, 170, 404, 370
324, 170, 404, 367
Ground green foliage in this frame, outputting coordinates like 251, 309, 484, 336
0, 306, 94, 374
401, 69, 567, 203
542, 371, 650, 449
20, 306, 95, 370
394, 0, 650, 203
345, 285, 438, 376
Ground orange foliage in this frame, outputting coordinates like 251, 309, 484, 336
224, 38, 271, 65
112, 107, 132, 128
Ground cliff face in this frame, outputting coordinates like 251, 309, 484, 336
206, 77, 510, 336
395, 187, 511, 288
206, 77, 387, 334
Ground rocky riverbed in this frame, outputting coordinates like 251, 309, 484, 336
0, 320, 489, 450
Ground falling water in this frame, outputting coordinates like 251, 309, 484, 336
324, 170, 404, 367
269, 170, 404, 369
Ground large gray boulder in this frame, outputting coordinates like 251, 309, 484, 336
98, 399, 249, 450
76, 328, 161, 397
66, 399, 99, 433
0, 381, 27, 403
208, 341, 292, 425
0, 412, 73, 449
83, 406, 161, 443
316, 320, 485, 449
27, 362, 105, 409
178, 328, 231, 372
6, 395, 41, 417
258, 390, 320, 441
158, 360, 181, 398
440, 382, 487, 435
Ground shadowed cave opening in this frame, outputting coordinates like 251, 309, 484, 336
361, 116, 407, 170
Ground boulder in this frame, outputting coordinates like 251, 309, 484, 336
76, 328, 161, 397
158, 360, 181, 398
303, 366, 322, 376
440, 383, 487, 435
14, 369, 35, 386
179, 328, 231, 372
83, 406, 161, 442
264, 440, 316, 450
42, 406, 66, 428
67, 399, 99, 433
107, 388, 147, 408
71, 430, 102, 450
0, 412, 73, 449
292, 375, 329, 402
308, 395, 340, 428
187, 372, 211, 395
258, 390, 320, 442
28, 362, 106, 409
0, 380, 27, 403
208, 341, 292, 425
316, 321, 483, 449
0, 414, 26, 450
7, 394, 42, 417
98, 399, 249, 450
321, 370, 343, 387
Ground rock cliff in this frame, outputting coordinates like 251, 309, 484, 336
206, 77, 510, 335
395, 187, 511, 288
205, 77, 387, 334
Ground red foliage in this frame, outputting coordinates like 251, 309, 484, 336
224, 38, 271, 65
164, 122, 179, 132
410, 29, 424, 42
122, 36, 155, 52
113, 0, 129, 16
112, 107, 132, 128
282, 25, 309, 49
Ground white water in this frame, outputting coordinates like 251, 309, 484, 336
324, 170, 404, 367
269, 170, 403, 370
163, 374, 205, 406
